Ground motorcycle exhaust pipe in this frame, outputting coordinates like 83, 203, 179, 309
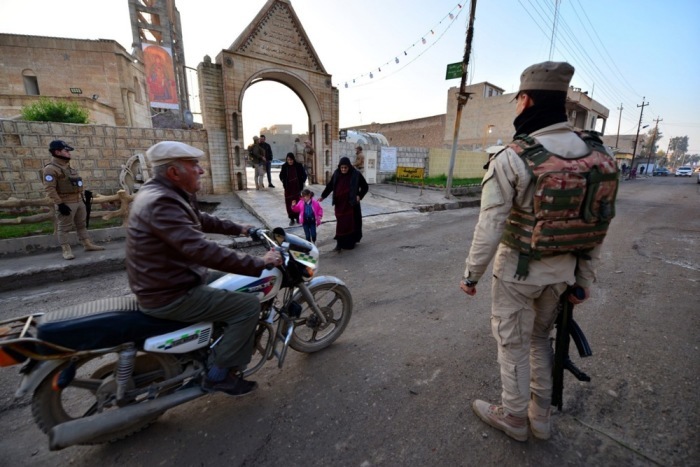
49, 387, 205, 451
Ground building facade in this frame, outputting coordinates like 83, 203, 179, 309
0, 33, 152, 128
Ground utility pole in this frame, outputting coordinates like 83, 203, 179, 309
445, 0, 477, 199
629, 97, 648, 177
615, 103, 623, 148
645, 116, 662, 172
548, 0, 561, 60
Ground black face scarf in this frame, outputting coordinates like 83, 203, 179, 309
513, 90, 568, 137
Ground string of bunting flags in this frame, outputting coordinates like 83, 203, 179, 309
337, 3, 466, 89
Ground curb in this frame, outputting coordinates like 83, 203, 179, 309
415, 199, 481, 212
0, 226, 127, 257
3, 255, 127, 293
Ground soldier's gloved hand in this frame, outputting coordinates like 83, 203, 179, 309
57, 203, 72, 216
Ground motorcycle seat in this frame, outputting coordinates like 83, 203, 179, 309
37, 296, 190, 351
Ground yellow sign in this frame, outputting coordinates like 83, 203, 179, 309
397, 166, 424, 179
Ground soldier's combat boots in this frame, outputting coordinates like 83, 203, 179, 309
81, 239, 105, 252
472, 399, 528, 442
61, 244, 75, 260
528, 400, 551, 440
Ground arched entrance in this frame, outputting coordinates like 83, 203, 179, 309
197, 0, 338, 192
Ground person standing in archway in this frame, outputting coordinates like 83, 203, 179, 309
259, 135, 275, 188
304, 140, 315, 184
248, 136, 266, 190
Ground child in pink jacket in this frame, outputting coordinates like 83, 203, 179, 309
292, 189, 323, 243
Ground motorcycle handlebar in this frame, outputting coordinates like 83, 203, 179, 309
251, 229, 288, 269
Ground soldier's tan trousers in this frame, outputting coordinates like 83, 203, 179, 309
490, 277, 568, 416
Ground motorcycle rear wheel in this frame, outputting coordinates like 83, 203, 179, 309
289, 282, 353, 353
32, 352, 180, 445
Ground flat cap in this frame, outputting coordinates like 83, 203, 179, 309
519, 61, 574, 93
146, 141, 204, 167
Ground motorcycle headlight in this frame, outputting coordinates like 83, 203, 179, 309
302, 266, 315, 279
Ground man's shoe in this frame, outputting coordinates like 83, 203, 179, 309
61, 244, 75, 260
268, 184, 275, 188
202, 372, 257, 397
472, 399, 528, 442
289, 219, 295, 226
81, 239, 105, 251
528, 402, 551, 440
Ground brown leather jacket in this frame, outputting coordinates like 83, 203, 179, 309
126, 176, 266, 309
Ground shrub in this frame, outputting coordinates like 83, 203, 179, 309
20, 98, 90, 124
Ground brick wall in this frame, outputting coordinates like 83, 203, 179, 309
0, 119, 210, 200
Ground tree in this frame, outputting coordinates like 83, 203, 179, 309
20, 98, 90, 124
641, 127, 662, 168
668, 136, 689, 166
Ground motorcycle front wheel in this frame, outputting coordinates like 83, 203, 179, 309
289, 282, 353, 353
32, 352, 180, 445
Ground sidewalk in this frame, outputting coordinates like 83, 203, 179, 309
0, 167, 479, 292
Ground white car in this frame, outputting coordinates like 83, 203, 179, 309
675, 166, 692, 177
270, 159, 285, 168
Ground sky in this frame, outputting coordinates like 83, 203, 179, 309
1, 0, 699, 154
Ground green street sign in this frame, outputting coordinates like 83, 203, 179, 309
445, 62, 463, 80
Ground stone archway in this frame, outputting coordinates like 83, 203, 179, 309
197, 0, 338, 192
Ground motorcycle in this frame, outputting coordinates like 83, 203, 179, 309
0, 228, 352, 451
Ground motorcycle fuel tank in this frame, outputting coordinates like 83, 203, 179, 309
209, 267, 283, 303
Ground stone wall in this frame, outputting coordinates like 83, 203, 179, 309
0, 120, 210, 200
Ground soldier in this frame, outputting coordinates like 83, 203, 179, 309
460, 62, 618, 441
43, 140, 105, 260
248, 136, 266, 190
259, 135, 275, 188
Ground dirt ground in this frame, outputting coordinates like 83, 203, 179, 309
0, 176, 697, 466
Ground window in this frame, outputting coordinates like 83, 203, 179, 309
22, 70, 39, 95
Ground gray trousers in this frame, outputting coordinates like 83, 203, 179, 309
490, 277, 567, 416
141, 285, 260, 370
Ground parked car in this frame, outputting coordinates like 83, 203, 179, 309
675, 166, 692, 177
652, 167, 670, 176
270, 159, 285, 168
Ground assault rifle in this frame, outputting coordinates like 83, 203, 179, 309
83, 190, 93, 229
552, 286, 593, 411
